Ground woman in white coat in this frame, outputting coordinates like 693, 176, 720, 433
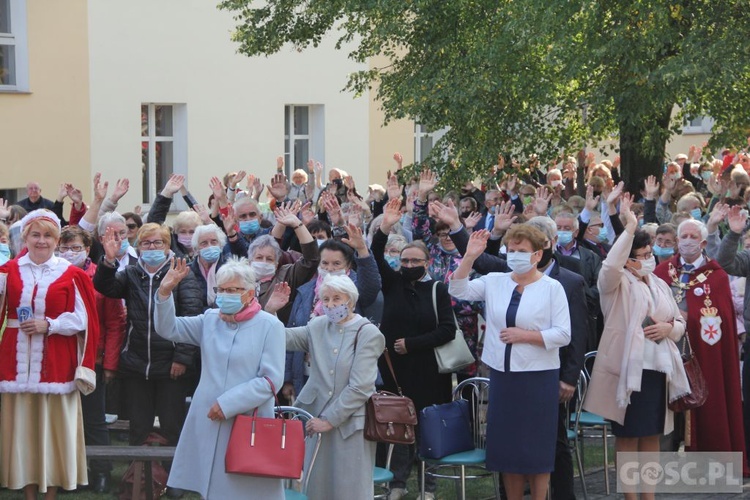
278, 275, 385, 500
154, 256, 286, 499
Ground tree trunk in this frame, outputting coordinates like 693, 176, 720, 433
617, 106, 673, 194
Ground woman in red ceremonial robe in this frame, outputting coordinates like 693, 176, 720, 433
655, 218, 748, 475
0, 209, 99, 499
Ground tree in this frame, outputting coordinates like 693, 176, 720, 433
218, 0, 750, 191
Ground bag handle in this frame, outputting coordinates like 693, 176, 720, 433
351, 319, 406, 397
431, 279, 460, 332
682, 331, 694, 358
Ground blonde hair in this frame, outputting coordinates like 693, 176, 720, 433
172, 211, 202, 234
136, 223, 171, 247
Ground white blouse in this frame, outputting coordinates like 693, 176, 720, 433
449, 273, 571, 372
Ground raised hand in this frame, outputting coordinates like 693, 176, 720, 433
273, 205, 301, 227
343, 175, 356, 191
342, 223, 367, 253
644, 176, 659, 200
417, 169, 438, 199
67, 185, 83, 206
505, 174, 518, 194
661, 174, 676, 194
706, 202, 729, 234
307, 159, 315, 173
607, 181, 625, 206
323, 195, 342, 226
265, 282, 291, 314
393, 152, 403, 169
347, 204, 363, 228
209, 177, 226, 202
252, 176, 265, 201
465, 230, 491, 260
192, 203, 212, 225
613, 156, 621, 170
230, 170, 247, 190
429, 200, 460, 229
162, 174, 185, 198
381, 198, 402, 231
464, 212, 482, 230
222, 204, 237, 234
159, 258, 190, 296
585, 185, 600, 211
493, 200, 517, 234
93, 173, 109, 203
276, 156, 284, 173
727, 205, 748, 234
111, 178, 130, 202
56, 183, 68, 202
314, 161, 323, 177
620, 195, 637, 230
268, 173, 289, 201
386, 174, 402, 200
102, 227, 121, 261
0, 198, 9, 220
533, 186, 553, 215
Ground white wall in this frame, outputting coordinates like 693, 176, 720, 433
88, 0, 369, 212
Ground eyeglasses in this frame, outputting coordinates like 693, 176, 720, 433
0, 218, 7, 224
630, 252, 653, 261
400, 258, 426, 266
126, 223, 138, 230
139, 240, 166, 249
213, 287, 247, 294
58, 245, 85, 252
436, 232, 451, 239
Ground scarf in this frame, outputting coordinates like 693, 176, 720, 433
200, 260, 219, 307
219, 298, 262, 324
616, 272, 691, 409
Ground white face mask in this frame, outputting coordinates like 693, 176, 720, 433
59, 250, 87, 268
635, 256, 656, 277
507, 251, 537, 274
550, 179, 562, 188
251, 261, 276, 280
318, 267, 347, 279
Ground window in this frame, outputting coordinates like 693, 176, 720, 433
414, 123, 448, 163
683, 115, 714, 135
141, 104, 187, 205
0, 0, 28, 91
284, 105, 324, 178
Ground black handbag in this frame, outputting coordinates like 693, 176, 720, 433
418, 399, 474, 459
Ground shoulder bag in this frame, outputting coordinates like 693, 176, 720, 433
419, 399, 474, 459
354, 323, 418, 445
225, 377, 305, 479
668, 333, 708, 412
431, 282, 475, 373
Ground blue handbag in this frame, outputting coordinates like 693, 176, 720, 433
418, 399, 474, 459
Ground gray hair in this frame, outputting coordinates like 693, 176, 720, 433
526, 216, 557, 243
98, 211, 126, 236
386, 233, 408, 252
318, 274, 359, 305
367, 214, 404, 246
554, 211, 579, 232
216, 257, 256, 290
677, 219, 708, 241
233, 196, 260, 214
247, 234, 282, 263
192, 224, 227, 250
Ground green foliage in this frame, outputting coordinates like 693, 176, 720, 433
219, 0, 750, 186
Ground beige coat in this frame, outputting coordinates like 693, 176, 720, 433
583, 231, 685, 433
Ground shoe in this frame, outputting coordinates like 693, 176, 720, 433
389, 487, 408, 500
166, 487, 185, 498
92, 472, 110, 493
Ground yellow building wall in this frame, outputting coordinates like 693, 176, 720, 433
0, 0, 90, 202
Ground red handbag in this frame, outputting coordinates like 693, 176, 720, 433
225, 377, 305, 479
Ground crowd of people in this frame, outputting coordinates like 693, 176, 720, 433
0, 144, 749, 500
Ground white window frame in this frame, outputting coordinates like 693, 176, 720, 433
0, 0, 29, 92
284, 104, 324, 178
141, 103, 187, 209
683, 115, 715, 135
414, 123, 448, 163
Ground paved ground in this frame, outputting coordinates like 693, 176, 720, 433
574, 466, 750, 499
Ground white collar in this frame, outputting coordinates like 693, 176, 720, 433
680, 254, 705, 269
18, 253, 62, 268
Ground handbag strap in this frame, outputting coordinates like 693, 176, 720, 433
682, 331, 694, 357
431, 281, 438, 323
351, 321, 369, 353
352, 320, 406, 397
253, 376, 282, 419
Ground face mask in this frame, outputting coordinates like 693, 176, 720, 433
251, 261, 276, 280
557, 230, 574, 246
200, 246, 221, 263
597, 227, 608, 243
316, 238, 326, 247
537, 247, 554, 268
384, 255, 400, 270
652, 244, 674, 258
215, 293, 245, 314
399, 214, 408, 226
239, 219, 260, 235
177, 234, 193, 249
507, 251, 537, 274
119, 239, 130, 256
701, 171, 712, 182
637, 218, 645, 228
60, 250, 87, 268
322, 302, 350, 324
678, 239, 703, 258
318, 267, 347, 279
400, 266, 426, 282
550, 179, 562, 188
635, 256, 656, 277
0, 243, 10, 265
460, 211, 472, 219
293, 181, 305, 189
140, 249, 167, 267
333, 178, 343, 187
690, 208, 702, 220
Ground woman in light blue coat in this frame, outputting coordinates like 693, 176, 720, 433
279, 274, 385, 500
154, 256, 285, 500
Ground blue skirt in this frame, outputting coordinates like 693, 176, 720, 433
610, 369, 666, 438
486, 367, 559, 474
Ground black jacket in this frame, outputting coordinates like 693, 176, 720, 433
93, 257, 204, 379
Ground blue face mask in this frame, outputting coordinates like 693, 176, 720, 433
119, 239, 130, 256
652, 244, 675, 258
0, 243, 9, 264
140, 249, 167, 267
384, 255, 400, 270
637, 218, 645, 228
597, 227, 608, 243
239, 219, 260, 235
399, 214, 408, 226
215, 293, 245, 314
557, 230, 573, 246
690, 208, 702, 220
701, 171, 712, 182
200, 246, 221, 263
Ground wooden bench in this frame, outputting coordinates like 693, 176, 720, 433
86, 445, 176, 500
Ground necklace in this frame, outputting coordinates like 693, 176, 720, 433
666, 262, 713, 304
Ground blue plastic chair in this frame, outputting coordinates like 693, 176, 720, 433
419, 377, 500, 500
275, 406, 321, 500
373, 443, 394, 499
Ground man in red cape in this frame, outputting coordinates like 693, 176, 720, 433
655, 218, 748, 476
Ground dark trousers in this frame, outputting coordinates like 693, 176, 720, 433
743, 337, 750, 466
123, 377, 189, 447
551, 402, 575, 500
81, 365, 112, 474
391, 439, 436, 493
